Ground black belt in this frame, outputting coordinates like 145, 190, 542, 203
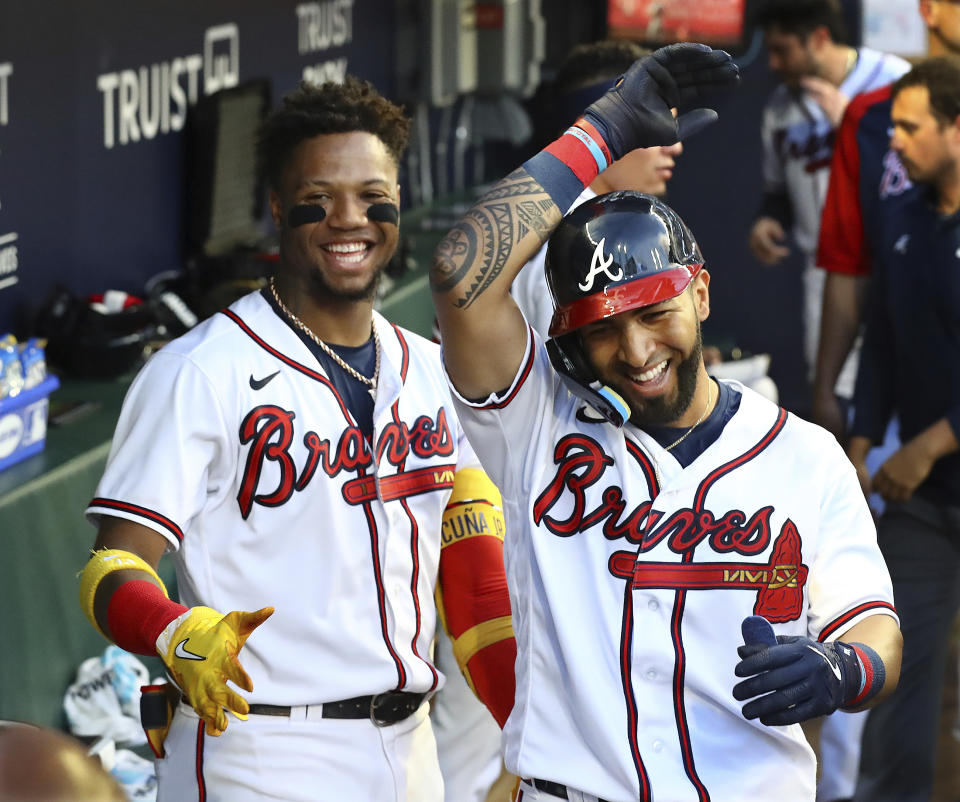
246, 691, 426, 727
526, 778, 612, 802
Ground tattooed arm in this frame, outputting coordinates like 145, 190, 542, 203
430, 169, 562, 398
431, 44, 739, 399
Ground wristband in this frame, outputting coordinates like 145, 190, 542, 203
523, 119, 615, 216
106, 580, 188, 656
841, 641, 886, 709
79, 548, 169, 639
544, 119, 612, 183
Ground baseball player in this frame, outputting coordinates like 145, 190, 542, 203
77, 77, 507, 802
812, 0, 960, 437
844, 58, 960, 802
431, 43, 903, 802
748, 0, 908, 405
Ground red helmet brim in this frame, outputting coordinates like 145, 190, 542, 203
548, 264, 702, 338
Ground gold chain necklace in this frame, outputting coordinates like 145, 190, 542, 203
269, 277, 380, 397
664, 379, 713, 452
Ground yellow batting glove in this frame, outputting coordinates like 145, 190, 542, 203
155, 605, 274, 736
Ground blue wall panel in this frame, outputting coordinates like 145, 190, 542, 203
0, 0, 394, 331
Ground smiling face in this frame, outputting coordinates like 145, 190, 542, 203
269, 131, 400, 302
579, 272, 711, 428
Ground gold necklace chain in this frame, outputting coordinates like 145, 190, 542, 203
269, 277, 380, 392
664, 379, 713, 452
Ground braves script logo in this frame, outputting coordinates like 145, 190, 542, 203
236, 405, 454, 518
773, 126, 835, 174
534, 434, 808, 620
578, 237, 623, 291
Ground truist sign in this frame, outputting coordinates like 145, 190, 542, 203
296, 1, 354, 85
96, 23, 240, 149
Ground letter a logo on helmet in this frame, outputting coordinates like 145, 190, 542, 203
579, 238, 624, 291
543, 191, 704, 428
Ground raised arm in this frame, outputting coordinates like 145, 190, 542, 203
430, 43, 740, 399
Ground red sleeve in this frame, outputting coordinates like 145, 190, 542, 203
436, 500, 516, 728
816, 89, 882, 277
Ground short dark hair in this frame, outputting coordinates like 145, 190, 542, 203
256, 77, 410, 191
554, 40, 651, 95
751, 0, 847, 43
892, 57, 960, 125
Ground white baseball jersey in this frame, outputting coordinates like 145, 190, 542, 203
447, 328, 897, 802
87, 289, 480, 705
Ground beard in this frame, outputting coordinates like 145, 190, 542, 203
626, 325, 703, 428
306, 265, 382, 302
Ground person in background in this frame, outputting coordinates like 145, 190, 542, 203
814, 0, 960, 438
748, 0, 908, 422
847, 58, 960, 802
748, 12, 908, 794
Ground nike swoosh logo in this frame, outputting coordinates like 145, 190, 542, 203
174, 639, 206, 661
249, 370, 280, 390
806, 644, 842, 680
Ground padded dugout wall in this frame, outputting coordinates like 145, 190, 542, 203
0, 0, 394, 333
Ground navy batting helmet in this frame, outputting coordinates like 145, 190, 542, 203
544, 191, 704, 427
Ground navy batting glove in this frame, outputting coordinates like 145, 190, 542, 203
581, 42, 740, 160
732, 616, 861, 726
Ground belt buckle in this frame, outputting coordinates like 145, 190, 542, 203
369, 692, 394, 727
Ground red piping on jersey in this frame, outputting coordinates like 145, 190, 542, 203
88, 498, 184, 543
475, 326, 537, 409
669, 588, 708, 799
360, 486, 408, 689
620, 580, 653, 801
618, 439, 659, 798
402, 494, 440, 691
668, 406, 789, 800
625, 440, 659, 500
385, 395, 439, 690
694, 408, 788, 511
222, 308, 353, 424
195, 719, 206, 801
819, 600, 897, 642
390, 323, 410, 383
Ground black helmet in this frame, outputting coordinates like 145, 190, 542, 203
544, 191, 704, 427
